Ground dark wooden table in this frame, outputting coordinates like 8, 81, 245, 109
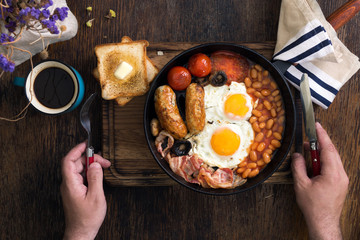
1, 1, 359, 239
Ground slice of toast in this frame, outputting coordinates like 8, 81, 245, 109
121, 36, 159, 83
93, 67, 136, 106
95, 40, 149, 99
114, 36, 159, 106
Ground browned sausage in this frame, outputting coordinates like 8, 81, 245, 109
186, 83, 205, 134
154, 85, 187, 139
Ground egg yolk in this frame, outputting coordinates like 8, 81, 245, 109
211, 128, 240, 156
224, 94, 249, 119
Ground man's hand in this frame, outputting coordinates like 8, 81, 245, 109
60, 142, 111, 240
292, 122, 349, 240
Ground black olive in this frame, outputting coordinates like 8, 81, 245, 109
210, 71, 227, 87
171, 140, 192, 156
193, 76, 210, 87
161, 137, 169, 150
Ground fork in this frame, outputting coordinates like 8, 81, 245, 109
80, 93, 97, 178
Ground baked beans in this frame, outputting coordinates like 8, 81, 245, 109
254, 64, 262, 71
242, 169, 252, 178
248, 169, 260, 178
236, 64, 285, 179
250, 151, 257, 161
249, 116, 257, 123
251, 68, 258, 78
244, 77, 252, 88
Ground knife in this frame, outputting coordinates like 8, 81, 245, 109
300, 74, 321, 176
80, 93, 97, 179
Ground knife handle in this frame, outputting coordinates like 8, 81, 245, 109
310, 141, 321, 176
85, 147, 95, 177
326, 0, 360, 31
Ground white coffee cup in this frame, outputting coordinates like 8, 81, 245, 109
13, 60, 85, 115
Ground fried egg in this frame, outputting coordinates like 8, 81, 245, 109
189, 120, 254, 168
204, 82, 253, 123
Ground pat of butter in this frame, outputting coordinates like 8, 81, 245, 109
114, 61, 133, 80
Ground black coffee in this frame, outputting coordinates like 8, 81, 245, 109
34, 67, 75, 109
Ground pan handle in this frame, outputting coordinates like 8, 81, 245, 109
326, 0, 360, 31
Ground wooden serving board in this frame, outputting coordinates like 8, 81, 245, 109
102, 41, 294, 186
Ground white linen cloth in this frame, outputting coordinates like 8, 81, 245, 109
273, 0, 360, 109
0, 0, 78, 66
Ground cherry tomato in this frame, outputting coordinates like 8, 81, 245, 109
167, 66, 191, 91
187, 53, 212, 77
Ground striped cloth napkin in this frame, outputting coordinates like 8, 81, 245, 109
273, 0, 360, 109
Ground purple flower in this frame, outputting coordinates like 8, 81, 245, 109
41, 19, 59, 34
19, 7, 31, 16
43, 0, 54, 9
0, 54, 15, 72
1, 0, 69, 38
50, 14, 58, 21
41, 9, 50, 18
30, 7, 41, 19
6, 6, 14, 13
0, 33, 14, 43
4, 0, 12, 6
54, 7, 69, 21
5, 21, 17, 32
17, 7, 31, 24
0, 34, 6, 43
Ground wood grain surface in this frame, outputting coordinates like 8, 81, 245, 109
0, 0, 359, 239
102, 41, 293, 186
